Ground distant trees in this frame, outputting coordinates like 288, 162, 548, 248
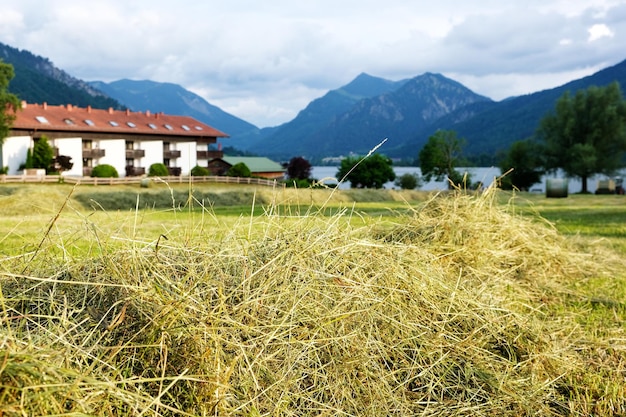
538, 82, 626, 193
0, 60, 20, 147
336, 153, 395, 189
418, 130, 469, 189
286, 156, 312, 180
498, 139, 544, 191
395, 173, 422, 190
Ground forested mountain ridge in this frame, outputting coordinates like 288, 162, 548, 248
0, 42, 122, 109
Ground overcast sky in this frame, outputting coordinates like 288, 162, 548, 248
1, 1, 625, 127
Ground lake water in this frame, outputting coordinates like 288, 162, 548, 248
311, 166, 617, 193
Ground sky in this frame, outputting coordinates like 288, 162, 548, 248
1, 1, 625, 127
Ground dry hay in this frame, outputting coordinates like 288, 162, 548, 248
0, 187, 624, 416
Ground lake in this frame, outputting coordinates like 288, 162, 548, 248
311, 166, 617, 193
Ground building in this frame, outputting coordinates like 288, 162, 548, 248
2, 102, 228, 177
207, 156, 285, 180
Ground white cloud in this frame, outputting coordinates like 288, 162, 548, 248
588, 23, 615, 41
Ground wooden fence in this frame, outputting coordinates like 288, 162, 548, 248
0, 174, 278, 187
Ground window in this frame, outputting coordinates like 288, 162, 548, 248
126, 141, 134, 150
84, 119, 95, 126
109, 121, 119, 127
194, 126, 203, 131
64, 118, 75, 125
164, 124, 173, 130
127, 122, 137, 128
35, 116, 49, 124
148, 123, 158, 129
181, 124, 190, 131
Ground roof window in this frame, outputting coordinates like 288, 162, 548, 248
35, 116, 49, 124
148, 123, 158, 129
164, 124, 173, 130
64, 118, 75, 125
127, 122, 136, 128
84, 119, 95, 126
109, 121, 119, 127
194, 126, 203, 131
181, 124, 190, 131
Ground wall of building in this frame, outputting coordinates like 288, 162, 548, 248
98, 139, 126, 177
178, 142, 197, 175
54, 137, 83, 177
141, 140, 163, 172
2, 136, 31, 174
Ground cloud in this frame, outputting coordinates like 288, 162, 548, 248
2, 0, 626, 127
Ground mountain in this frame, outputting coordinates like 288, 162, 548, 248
249, 73, 491, 161
393, 58, 626, 162
238, 73, 408, 159
89, 79, 258, 140
0, 42, 122, 109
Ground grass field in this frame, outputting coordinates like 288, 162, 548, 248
1, 183, 625, 415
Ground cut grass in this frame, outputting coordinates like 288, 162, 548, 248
0, 184, 625, 415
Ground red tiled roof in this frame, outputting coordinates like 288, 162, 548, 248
11, 102, 229, 138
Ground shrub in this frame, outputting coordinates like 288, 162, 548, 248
394, 173, 422, 190
148, 163, 169, 177
91, 164, 119, 178
191, 165, 210, 176
227, 162, 251, 178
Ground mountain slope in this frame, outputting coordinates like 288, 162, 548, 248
90, 79, 258, 139
244, 73, 409, 159
0, 42, 122, 109
252, 73, 491, 160
396, 58, 626, 161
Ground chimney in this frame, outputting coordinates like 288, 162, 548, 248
67, 104, 73, 111
125, 109, 130, 116
21, 100, 27, 109
43, 102, 48, 110
87, 105, 92, 113
155, 113, 160, 119
146, 110, 151, 117
108, 107, 114, 114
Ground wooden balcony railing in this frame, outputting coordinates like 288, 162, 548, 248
125, 149, 145, 158
196, 150, 223, 160
125, 166, 146, 176
83, 148, 106, 158
164, 150, 182, 159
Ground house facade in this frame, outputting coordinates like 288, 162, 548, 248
2, 102, 228, 177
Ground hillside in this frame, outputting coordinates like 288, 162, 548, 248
250, 73, 491, 161
0, 42, 122, 110
392, 58, 626, 162
90, 79, 259, 141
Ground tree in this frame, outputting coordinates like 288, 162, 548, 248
32, 136, 54, 172
498, 139, 545, 191
394, 173, 422, 190
0, 60, 20, 147
52, 155, 73, 173
538, 82, 626, 193
336, 153, 395, 189
286, 156, 312, 180
227, 162, 251, 178
191, 165, 210, 176
418, 130, 466, 189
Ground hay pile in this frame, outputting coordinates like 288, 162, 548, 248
0, 188, 624, 416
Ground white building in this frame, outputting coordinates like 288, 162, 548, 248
2, 102, 228, 177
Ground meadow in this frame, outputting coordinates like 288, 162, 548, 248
0, 182, 625, 416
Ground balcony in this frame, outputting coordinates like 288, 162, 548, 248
83, 148, 106, 158
164, 150, 182, 159
125, 166, 146, 177
167, 167, 182, 176
196, 150, 223, 160
125, 149, 145, 158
